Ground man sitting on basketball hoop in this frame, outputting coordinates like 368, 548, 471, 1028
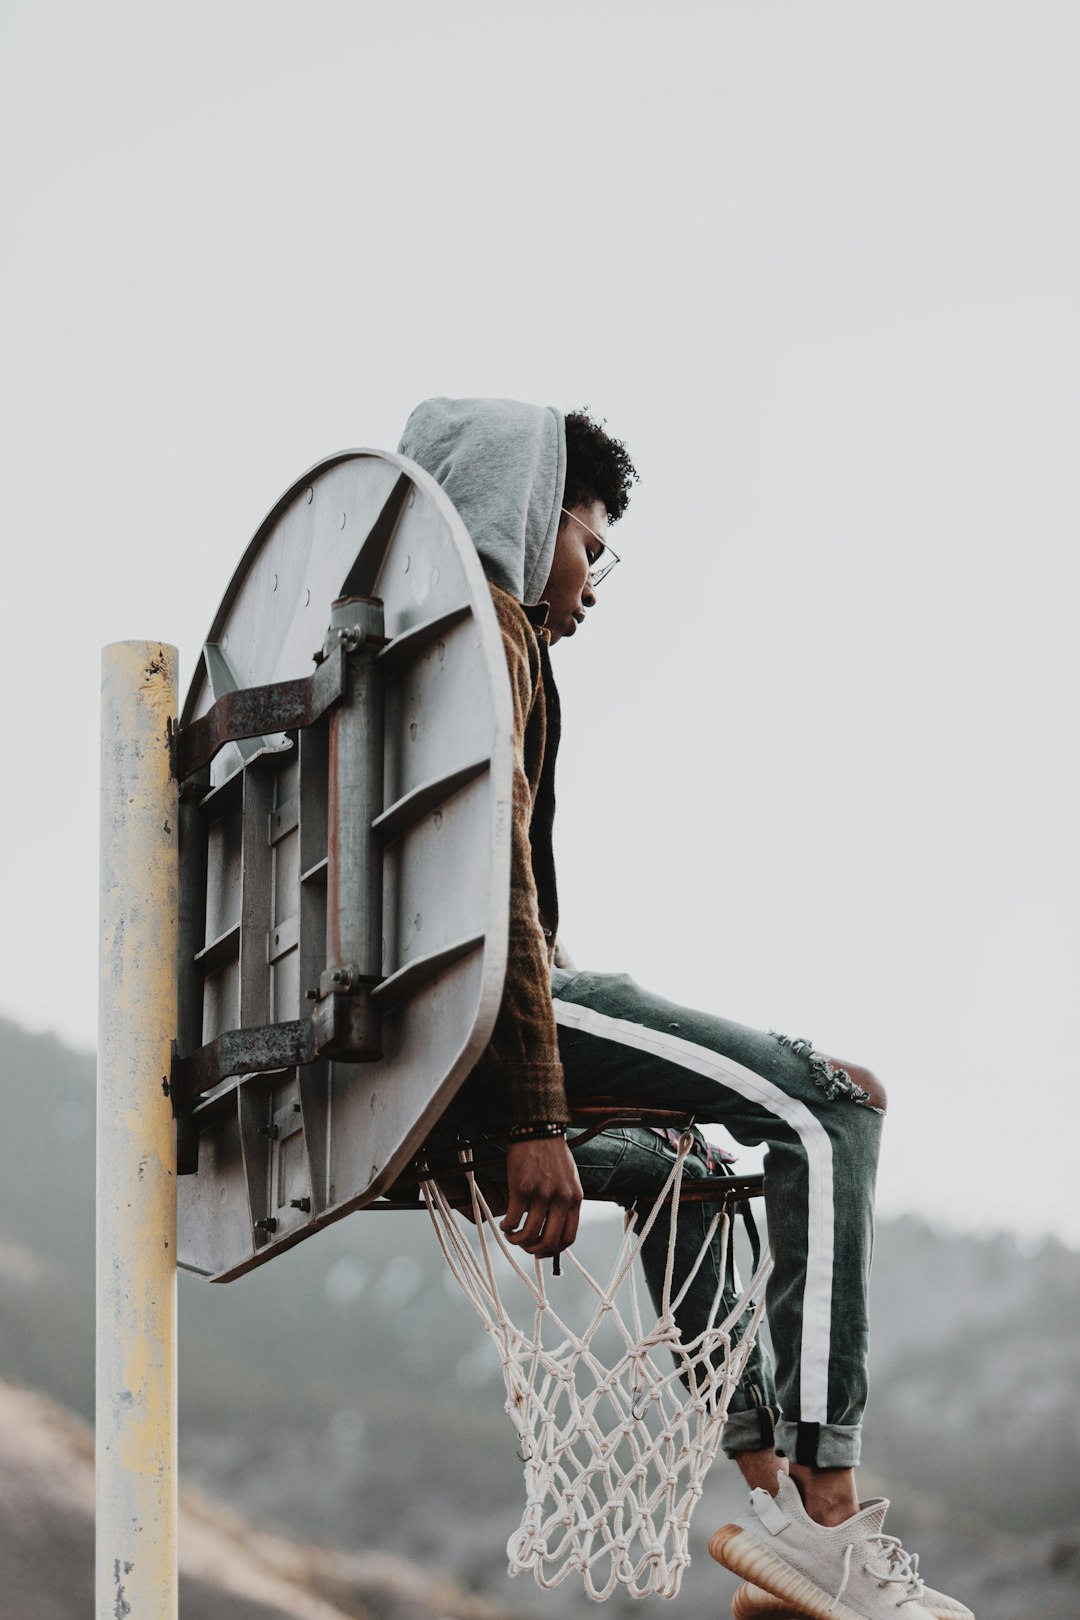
398, 397, 973, 1620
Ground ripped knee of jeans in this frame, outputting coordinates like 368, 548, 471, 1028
771, 1032, 886, 1112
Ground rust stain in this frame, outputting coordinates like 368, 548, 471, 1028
113, 1557, 132, 1618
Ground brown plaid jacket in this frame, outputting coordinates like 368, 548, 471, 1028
454, 583, 569, 1127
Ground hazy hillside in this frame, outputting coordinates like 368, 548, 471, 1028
2, 1017, 1078, 1619
0, 1378, 517, 1620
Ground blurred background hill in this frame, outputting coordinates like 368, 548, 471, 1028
2, 1018, 1077, 1619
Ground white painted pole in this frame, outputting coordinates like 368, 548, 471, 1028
97, 641, 179, 1620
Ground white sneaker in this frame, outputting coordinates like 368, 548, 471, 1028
731, 1575, 974, 1620
709, 1474, 940, 1620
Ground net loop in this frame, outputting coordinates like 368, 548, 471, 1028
424, 1130, 773, 1600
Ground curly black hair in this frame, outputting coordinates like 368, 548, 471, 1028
563, 409, 639, 525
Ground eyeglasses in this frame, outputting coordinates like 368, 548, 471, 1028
561, 506, 621, 587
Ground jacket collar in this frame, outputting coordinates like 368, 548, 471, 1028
523, 599, 551, 643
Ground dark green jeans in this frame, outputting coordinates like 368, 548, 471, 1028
549, 969, 884, 1470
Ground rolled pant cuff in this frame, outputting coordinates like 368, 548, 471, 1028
775, 1420, 862, 1468
722, 1408, 778, 1459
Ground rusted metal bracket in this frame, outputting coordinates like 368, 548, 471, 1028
172, 997, 395, 1141
170, 991, 384, 1114
170, 1020, 317, 1112
171, 642, 348, 781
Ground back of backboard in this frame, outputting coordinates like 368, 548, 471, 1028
172, 452, 513, 1281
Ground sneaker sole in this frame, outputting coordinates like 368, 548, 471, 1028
710, 1525, 883, 1620
731, 1582, 965, 1620
732, 1581, 799, 1619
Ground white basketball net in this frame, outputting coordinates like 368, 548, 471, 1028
423, 1132, 774, 1601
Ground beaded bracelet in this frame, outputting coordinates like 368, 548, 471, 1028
507, 1121, 567, 1143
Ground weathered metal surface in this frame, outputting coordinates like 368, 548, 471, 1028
173, 641, 347, 780
175, 450, 514, 1282
97, 642, 179, 1620
323, 595, 385, 1058
170, 1019, 316, 1107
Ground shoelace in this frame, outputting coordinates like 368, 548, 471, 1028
863, 1532, 926, 1605
826, 1534, 926, 1611
832, 1543, 855, 1607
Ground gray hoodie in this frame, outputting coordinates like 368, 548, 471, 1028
397, 396, 567, 604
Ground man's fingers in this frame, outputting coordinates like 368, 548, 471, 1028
501, 1182, 544, 1243
502, 1188, 569, 1253
529, 1205, 566, 1260
524, 1185, 583, 1259
502, 1197, 582, 1259
512, 1200, 548, 1251
500, 1191, 527, 1236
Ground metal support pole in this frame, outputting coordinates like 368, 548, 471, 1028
319, 594, 385, 1058
97, 641, 179, 1620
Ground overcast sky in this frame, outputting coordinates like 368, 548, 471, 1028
2, 1, 1077, 1243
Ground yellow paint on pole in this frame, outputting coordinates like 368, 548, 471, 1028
97, 642, 179, 1620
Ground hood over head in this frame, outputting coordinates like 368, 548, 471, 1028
397, 396, 566, 604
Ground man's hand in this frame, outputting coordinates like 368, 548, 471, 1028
501, 1137, 582, 1260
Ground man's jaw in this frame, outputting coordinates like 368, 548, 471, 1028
550, 609, 585, 644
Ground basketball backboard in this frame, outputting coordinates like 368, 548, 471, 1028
171, 451, 513, 1281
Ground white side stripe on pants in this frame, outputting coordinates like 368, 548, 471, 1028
553, 998, 835, 1426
